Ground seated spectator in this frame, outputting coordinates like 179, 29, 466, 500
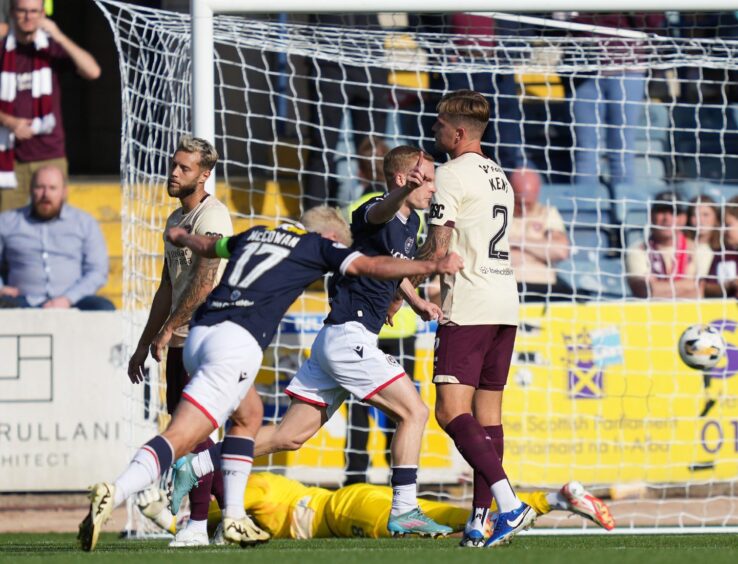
686, 194, 721, 249
508, 168, 572, 301
703, 195, 738, 298
0, 164, 114, 310
626, 191, 712, 299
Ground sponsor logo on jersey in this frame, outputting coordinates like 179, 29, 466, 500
385, 354, 399, 366
353, 346, 364, 358
404, 236, 414, 255
238, 371, 249, 382
429, 203, 445, 220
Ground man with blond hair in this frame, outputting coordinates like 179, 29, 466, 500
413, 90, 541, 548
170, 148, 456, 540
79, 205, 464, 552
126, 135, 233, 547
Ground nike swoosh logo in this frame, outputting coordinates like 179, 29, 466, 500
505, 509, 528, 529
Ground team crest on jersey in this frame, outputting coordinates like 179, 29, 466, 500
404, 237, 414, 255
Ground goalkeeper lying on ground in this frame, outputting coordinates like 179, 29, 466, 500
138, 471, 614, 540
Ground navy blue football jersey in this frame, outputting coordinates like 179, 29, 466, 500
325, 196, 420, 334
192, 224, 360, 348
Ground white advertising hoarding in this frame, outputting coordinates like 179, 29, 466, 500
0, 310, 158, 491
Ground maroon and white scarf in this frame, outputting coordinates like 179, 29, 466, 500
0, 30, 56, 188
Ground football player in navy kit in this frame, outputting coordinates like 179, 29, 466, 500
252, 146, 454, 537
78, 205, 462, 552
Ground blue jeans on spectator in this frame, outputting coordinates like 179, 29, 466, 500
445, 70, 527, 171
571, 71, 646, 186
0, 295, 115, 310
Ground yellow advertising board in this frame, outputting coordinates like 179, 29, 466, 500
257, 300, 738, 486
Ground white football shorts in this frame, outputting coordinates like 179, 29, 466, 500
286, 321, 407, 416
182, 320, 263, 428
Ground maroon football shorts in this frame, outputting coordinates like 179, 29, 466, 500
433, 324, 517, 391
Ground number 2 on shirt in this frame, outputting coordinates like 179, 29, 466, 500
488, 205, 509, 261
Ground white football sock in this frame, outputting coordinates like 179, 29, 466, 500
390, 483, 417, 517
192, 450, 214, 478
491, 479, 522, 514
113, 447, 165, 506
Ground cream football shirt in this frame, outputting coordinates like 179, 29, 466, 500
164, 195, 233, 345
428, 153, 519, 326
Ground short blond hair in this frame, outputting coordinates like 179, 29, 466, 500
300, 206, 353, 247
383, 145, 434, 183
176, 135, 219, 171
436, 90, 489, 136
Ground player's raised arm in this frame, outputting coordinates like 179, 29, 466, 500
366, 151, 428, 225
346, 252, 463, 281
165, 227, 223, 259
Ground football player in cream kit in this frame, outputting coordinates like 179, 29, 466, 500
126, 135, 234, 547
414, 90, 534, 548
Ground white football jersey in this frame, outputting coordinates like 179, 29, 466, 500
428, 153, 519, 326
164, 195, 233, 344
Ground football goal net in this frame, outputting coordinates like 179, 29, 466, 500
96, 0, 738, 533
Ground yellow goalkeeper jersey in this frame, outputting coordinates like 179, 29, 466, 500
208, 472, 551, 539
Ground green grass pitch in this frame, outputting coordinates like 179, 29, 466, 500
2, 533, 738, 564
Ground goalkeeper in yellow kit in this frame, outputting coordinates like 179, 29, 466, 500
137, 471, 614, 540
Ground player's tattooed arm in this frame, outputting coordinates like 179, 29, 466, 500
408, 224, 453, 287
149, 255, 220, 362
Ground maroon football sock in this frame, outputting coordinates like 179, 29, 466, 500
211, 468, 225, 508
445, 414, 507, 503
188, 437, 215, 521
472, 424, 504, 509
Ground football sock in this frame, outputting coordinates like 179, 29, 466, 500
211, 467, 225, 508
183, 518, 208, 535
445, 413, 507, 482
189, 438, 215, 521
545, 491, 569, 511
390, 465, 418, 516
221, 435, 254, 520
466, 506, 489, 533
472, 425, 504, 509
491, 479, 522, 513
113, 435, 173, 506
192, 442, 221, 478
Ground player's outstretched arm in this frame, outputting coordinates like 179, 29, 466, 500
347, 252, 463, 281
366, 153, 425, 225
165, 227, 220, 258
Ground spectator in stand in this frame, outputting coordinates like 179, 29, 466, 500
702, 195, 738, 298
445, 14, 528, 172
626, 191, 712, 299
0, 164, 113, 310
568, 13, 664, 186
0, 0, 100, 212
686, 194, 721, 250
508, 168, 572, 301
302, 15, 388, 210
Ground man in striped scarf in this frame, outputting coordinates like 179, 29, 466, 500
0, 0, 99, 212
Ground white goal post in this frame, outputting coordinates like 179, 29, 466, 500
96, 0, 738, 535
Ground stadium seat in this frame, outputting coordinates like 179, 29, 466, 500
643, 103, 669, 141
633, 156, 667, 183
556, 253, 630, 299
676, 181, 738, 204
539, 182, 612, 224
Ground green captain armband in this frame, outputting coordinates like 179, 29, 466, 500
214, 237, 232, 258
